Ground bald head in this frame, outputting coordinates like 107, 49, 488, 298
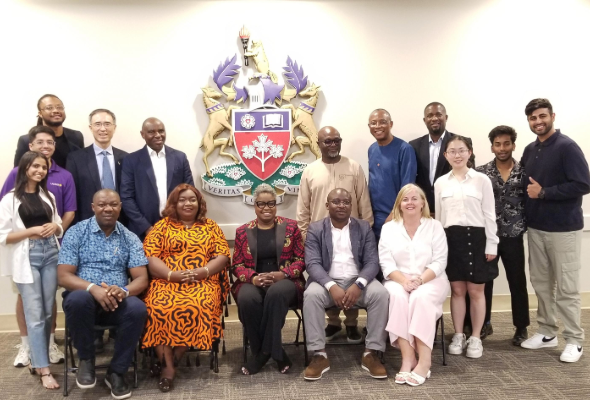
141, 117, 166, 152
93, 189, 119, 203
317, 126, 342, 161
91, 189, 122, 231
327, 188, 351, 202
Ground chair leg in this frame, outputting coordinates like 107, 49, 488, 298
133, 346, 139, 388
301, 310, 309, 366
295, 311, 301, 346
441, 316, 447, 366
63, 326, 69, 397
242, 328, 248, 364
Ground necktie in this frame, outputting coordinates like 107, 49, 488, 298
101, 150, 116, 190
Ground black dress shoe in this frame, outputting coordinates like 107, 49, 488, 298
480, 323, 493, 340
105, 370, 131, 399
325, 325, 341, 341
346, 326, 363, 344
94, 336, 104, 354
512, 327, 528, 346
76, 358, 96, 389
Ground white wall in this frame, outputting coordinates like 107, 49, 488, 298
1, 0, 590, 315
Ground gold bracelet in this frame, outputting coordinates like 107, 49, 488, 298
167, 271, 173, 281
204, 266, 210, 278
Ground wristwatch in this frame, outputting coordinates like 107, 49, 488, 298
538, 188, 545, 199
355, 281, 365, 290
122, 286, 130, 298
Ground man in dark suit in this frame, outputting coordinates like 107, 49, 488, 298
14, 94, 84, 168
302, 188, 388, 381
67, 109, 128, 223
409, 102, 474, 214
121, 117, 194, 239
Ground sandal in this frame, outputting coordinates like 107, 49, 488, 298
394, 371, 411, 384
40, 373, 59, 389
406, 370, 431, 387
276, 349, 292, 374
158, 377, 173, 392
241, 352, 271, 375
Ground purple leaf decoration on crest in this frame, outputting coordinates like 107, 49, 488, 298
212, 54, 241, 92
233, 82, 248, 103
283, 56, 308, 95
261, 78, 284, 104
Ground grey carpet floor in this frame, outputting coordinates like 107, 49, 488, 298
1, 310, 589, 399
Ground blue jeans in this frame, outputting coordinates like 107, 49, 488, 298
15, 237, 59, 368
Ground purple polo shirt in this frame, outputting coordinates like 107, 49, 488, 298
0, 159, 77, 217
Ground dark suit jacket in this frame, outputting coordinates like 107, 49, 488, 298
120, 145, 194, 237
409, 131, 475, 212
14, 127, 84, 167
66, 145, 128, 223
304, 217, 379, 288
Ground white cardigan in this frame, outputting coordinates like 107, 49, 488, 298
0, 190, 63, 284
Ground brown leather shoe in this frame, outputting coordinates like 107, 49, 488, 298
361, 351, 387, 379
303, 354, 330, 381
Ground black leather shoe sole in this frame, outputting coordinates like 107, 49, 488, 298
105, 376, 131, 399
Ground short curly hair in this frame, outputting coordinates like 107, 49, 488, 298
162, 184, 207, 224
488, 125, 517, 144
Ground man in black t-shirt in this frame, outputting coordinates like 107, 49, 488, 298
13, 94, 84, 168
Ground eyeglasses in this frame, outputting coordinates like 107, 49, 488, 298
94, 202, 121, 210
329, 199, 352, 206
92, 122, 114, 128
446, 149, 469, 156
42, 106, 64, 112
33, 140, 55, 146
322, 138, 342, 146
178, 198, 198, 205
369, 120, 390, 127
255, 200, 277, 209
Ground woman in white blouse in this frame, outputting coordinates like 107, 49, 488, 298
379, 184, 449, 387
434, 135, 498, 360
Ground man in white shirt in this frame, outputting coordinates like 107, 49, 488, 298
302, 188, 388, 381
120, 118, 194, 239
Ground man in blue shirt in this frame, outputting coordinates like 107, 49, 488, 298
519, 98, 590, 363
58, 189, 148, 399
367, 109, 416, 240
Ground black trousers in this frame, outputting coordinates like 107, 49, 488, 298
63, 290, 147, 374
237, 279, 297, 361
465, 235, 530, 329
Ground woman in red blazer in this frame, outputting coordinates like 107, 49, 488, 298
231, 184, 305, 376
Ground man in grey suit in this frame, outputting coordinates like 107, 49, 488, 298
303, 188, 388, 381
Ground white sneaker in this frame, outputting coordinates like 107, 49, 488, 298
466, 336, 483, 358
448, 333, 466, 355
14, 344, 30, 367
49, 341, 65, 364
521, 333, 558, 349
560, 344, 583, 363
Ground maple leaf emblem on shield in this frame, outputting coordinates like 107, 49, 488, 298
233, 109, 291, 181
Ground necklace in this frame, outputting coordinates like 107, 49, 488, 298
258, 223, 275, 230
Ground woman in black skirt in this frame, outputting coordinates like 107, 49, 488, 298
434, 135, 498, 359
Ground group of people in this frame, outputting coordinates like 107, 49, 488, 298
0, 94, 586, 398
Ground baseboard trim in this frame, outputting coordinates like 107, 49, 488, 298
1, 292, 589, 333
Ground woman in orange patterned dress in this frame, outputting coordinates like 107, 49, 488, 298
142, 184, 230, 392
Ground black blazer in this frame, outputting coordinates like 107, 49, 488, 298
14, 127, 84, 168
120, 145, 194, 237
409, 131, 475, 213
66, 145, 128, 223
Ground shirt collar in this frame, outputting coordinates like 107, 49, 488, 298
147, 145, 166, 158
93, 143, 114, 156
48, 159, 59, 173
449, 168, 475, 180
429, 130, 446, 145
90, 216, 121, 235
330, 218, 351, 231
534, 129, 561, 147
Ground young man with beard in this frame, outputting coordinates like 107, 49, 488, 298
519, 98, 590, 363
475, 126, 529, 346
367, 109, 416, 241
297, 126, 373, 344
14, 94, 84, 168
2, 126, 76, 367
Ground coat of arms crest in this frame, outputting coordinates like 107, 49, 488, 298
200, 27, 322, 205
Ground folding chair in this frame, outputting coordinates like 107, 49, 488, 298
433, 316, 447, 366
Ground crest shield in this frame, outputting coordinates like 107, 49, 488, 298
233, 109, 292, 180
